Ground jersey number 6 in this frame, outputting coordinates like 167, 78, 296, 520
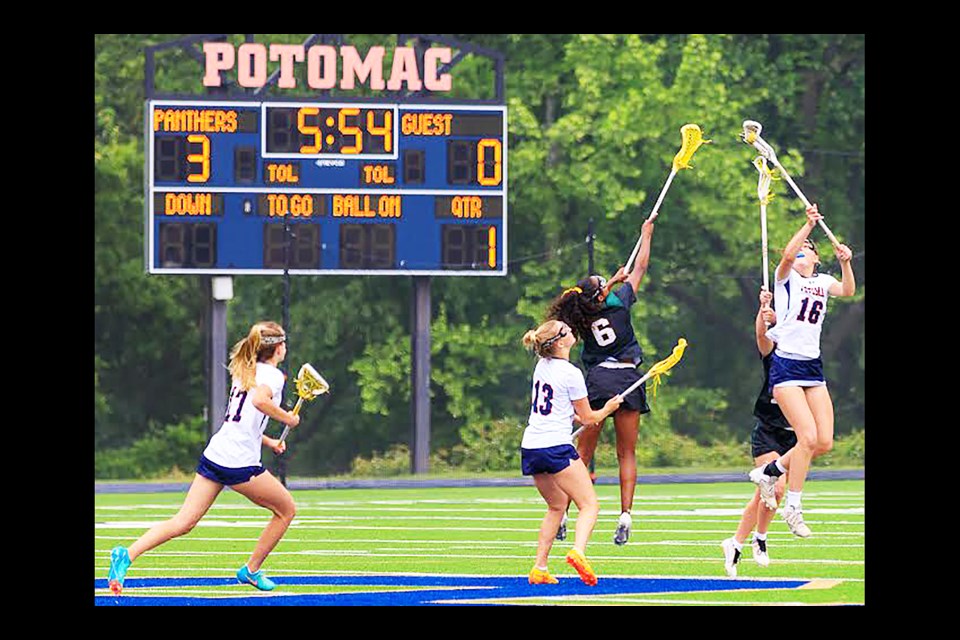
591, 318, 617, 346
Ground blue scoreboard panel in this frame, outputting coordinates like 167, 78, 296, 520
145, 100, 507, 275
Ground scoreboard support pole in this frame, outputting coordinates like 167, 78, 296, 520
411, 276, 431, 474
276, 224, 292, 487
586, 219, 596, 481
209, 276, 233, 438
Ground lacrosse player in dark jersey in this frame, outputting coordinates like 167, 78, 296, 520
546, 218, 655, 546
721, 288, 796, 577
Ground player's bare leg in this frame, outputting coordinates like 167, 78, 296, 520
128, 474, 223, 561
231, 470, 297, 573
110, 474, 222, 594
553, 459, 600, 585
613, 409, 639, 545
769, 387, 817, 537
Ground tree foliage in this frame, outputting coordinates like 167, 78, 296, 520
94, 34, 864, 476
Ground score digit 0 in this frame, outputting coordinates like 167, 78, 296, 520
477, 139, 502, 186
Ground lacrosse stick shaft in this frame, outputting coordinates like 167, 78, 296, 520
760, 202, 769, 291
277, 397, 305, 444
571, 369, 658, 439
626, 169, 676, 273
766, 156, 842, 249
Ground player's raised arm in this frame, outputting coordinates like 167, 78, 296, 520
627, 219, 655, 291
829, 243, 856, 297
776, 205, 820, 282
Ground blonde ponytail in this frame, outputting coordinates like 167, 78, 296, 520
228, 321, 285, 390
522, 320, 566, 358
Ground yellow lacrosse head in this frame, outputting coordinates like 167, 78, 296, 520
295, 363, 329, 399
672, 125, 710, 171
753, 156, 779, 206
647, 338, 689, 396
742, 120, 763, 145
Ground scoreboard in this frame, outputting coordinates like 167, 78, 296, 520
145, 100, 507, 275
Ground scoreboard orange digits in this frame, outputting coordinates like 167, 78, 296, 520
186, 134, 210, 183
148, 99, 505, 274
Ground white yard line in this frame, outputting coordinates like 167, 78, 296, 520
95, 508, 863, 522
94, 535, 865, 548
95, 523, 864, 535
93, 549, 863, 563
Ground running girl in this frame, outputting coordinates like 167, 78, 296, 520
107, 321, 302, 594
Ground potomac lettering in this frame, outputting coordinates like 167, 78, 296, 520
203, 43, 452, 92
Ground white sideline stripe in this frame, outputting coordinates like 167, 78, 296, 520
93, 492, 865, 511
94, 536, 865, 548
95, 501, 864, 512
91, 567, 866, 582
93, 549, 863, 564
464, 597, 856, 606
95, 508, 864, 522
95, 523, 865, 535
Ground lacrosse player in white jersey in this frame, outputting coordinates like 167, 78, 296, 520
522, 319, 623, 586
107, 321, 302, 595
748, 205, 855, 537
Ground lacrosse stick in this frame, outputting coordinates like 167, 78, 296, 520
278, 363, 330, 444
753, 155, 777, 292
572, 338, 688, 439
740, 120, 841, 249
626, 125, 710, 274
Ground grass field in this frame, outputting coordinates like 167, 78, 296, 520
94, 479, 864, 606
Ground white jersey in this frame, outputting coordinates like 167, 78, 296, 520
204, 362, 285, 468
767, 270, 839, 360
521, 357, 588, 449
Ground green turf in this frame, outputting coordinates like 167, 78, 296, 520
95, 479, 864, 605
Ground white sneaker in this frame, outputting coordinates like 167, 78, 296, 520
613, 512, 632, 546
721, 537, 741, 577
752, 537, 770, 567
782, 505, 812, 538
748, 466, 779, 510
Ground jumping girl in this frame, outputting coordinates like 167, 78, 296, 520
721, 288, 794, 576
546, 218, 655, 546
748, 205, 855, 537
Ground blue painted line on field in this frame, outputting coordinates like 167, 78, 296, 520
94, 575, 809, 606
94, 469, 864, 493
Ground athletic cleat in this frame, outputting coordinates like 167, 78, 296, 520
721, 537, 741, 577
107, 546, 131, 595
565, 548, 598, 586
749, 466, 779, 510
613, 512, 632, 546
752, 537, 770, 567
555, 514, 567, 541
528, 567, 559, 585
781, 505, 812, 538
236, 564, 277, 591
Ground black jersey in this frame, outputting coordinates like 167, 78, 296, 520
579, 283, 644, 369
753, 353, 791, 430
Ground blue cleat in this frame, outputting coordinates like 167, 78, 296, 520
108, 546, 131, 595
237, 564, 277, 591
